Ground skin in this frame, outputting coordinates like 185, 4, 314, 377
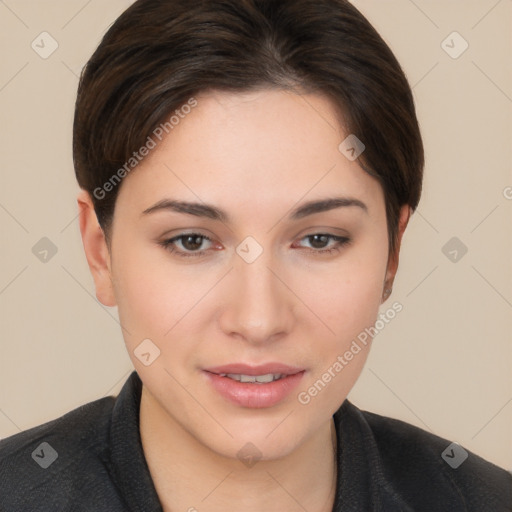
78, 89, 410, 512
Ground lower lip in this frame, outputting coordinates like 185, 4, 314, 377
203, 371, 305, 408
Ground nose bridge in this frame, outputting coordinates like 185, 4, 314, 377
220, 243, 292, 342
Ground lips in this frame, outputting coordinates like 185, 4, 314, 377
203, 363, 306, 408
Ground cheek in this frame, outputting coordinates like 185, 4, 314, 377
304, 244, 388, 346
296, 255, 386, 413
110, 241, 189, 346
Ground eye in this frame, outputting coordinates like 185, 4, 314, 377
159, 232, 351, 259
159, 233, 214, 258
295, 233, 351, 255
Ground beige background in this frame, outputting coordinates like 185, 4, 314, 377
0, 0, 511, 471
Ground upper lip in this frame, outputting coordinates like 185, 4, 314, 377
204, 363, 305, 376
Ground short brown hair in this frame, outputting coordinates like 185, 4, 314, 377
73, 0, 423, 253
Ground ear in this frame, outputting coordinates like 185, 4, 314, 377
77, 189, 117, 307
382, 204, 411, 302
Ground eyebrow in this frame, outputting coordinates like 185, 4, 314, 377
141, 196, 368, 222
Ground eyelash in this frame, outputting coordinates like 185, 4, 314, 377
159, 233, 351, 258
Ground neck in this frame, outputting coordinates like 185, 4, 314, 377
139, 385, 338, 512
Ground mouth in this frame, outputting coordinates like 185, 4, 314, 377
203, 363, 306, 408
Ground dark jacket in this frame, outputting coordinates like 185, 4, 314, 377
0, 371, 510, 511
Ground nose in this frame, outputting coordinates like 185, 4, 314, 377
217, 248, 294, 345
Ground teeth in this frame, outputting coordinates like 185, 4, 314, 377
222, 373, 284, 383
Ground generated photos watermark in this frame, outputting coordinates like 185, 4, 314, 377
93, 97, 198, 200
298, 301, 403, 405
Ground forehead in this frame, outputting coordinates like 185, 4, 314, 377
114, 89, 385, 220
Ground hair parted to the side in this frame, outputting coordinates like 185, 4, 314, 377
73, 0, 423, 254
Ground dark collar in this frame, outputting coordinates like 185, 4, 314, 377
332, 399, 388, 510
109, 371, 163, 511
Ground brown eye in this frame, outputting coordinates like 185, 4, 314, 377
160, 233, 214, 258
296, 234, 350, 255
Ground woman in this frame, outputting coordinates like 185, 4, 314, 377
1, 0, 510, 510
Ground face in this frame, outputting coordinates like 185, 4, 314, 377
93, 89, 402, 460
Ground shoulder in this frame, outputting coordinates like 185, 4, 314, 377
352, 403, 512, 510
0, 395, 118, 510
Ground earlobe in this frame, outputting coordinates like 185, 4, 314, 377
382, 205, 411, 302
77, 190, 117, 307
